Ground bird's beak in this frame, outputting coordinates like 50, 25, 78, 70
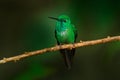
48, 17, 60, 21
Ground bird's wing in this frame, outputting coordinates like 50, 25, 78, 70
71, 24, 77, 42
55, 30, 60, 45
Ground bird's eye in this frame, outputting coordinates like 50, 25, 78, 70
63, 20, 66, 22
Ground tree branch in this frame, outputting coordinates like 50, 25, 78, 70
0, 36, 120, 64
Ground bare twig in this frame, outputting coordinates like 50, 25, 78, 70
0, 36, 120, 64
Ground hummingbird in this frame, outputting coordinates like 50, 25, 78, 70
49, 15, 77, 69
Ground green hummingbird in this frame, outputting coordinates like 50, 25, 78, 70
49, 15, 77, 69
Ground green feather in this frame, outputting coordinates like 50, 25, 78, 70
49, 15, 77, 69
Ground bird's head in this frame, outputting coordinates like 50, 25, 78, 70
48, 15, 71, 24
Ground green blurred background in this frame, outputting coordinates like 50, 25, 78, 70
0, 0, 120, 80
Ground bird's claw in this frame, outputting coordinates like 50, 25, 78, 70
70, 43, 75, 50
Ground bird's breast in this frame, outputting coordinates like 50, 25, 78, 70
56, 29, 74, 43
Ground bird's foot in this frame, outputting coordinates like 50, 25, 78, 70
69, 43, 75, 50
58, 44, 63, 49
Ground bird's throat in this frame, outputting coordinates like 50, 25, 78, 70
57, 22, 67, 32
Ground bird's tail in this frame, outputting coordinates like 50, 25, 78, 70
60, 49, 75, 70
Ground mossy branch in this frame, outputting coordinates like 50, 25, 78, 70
0, 36, 120, 64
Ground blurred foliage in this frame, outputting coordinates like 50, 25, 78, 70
0, 0, 120, 80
